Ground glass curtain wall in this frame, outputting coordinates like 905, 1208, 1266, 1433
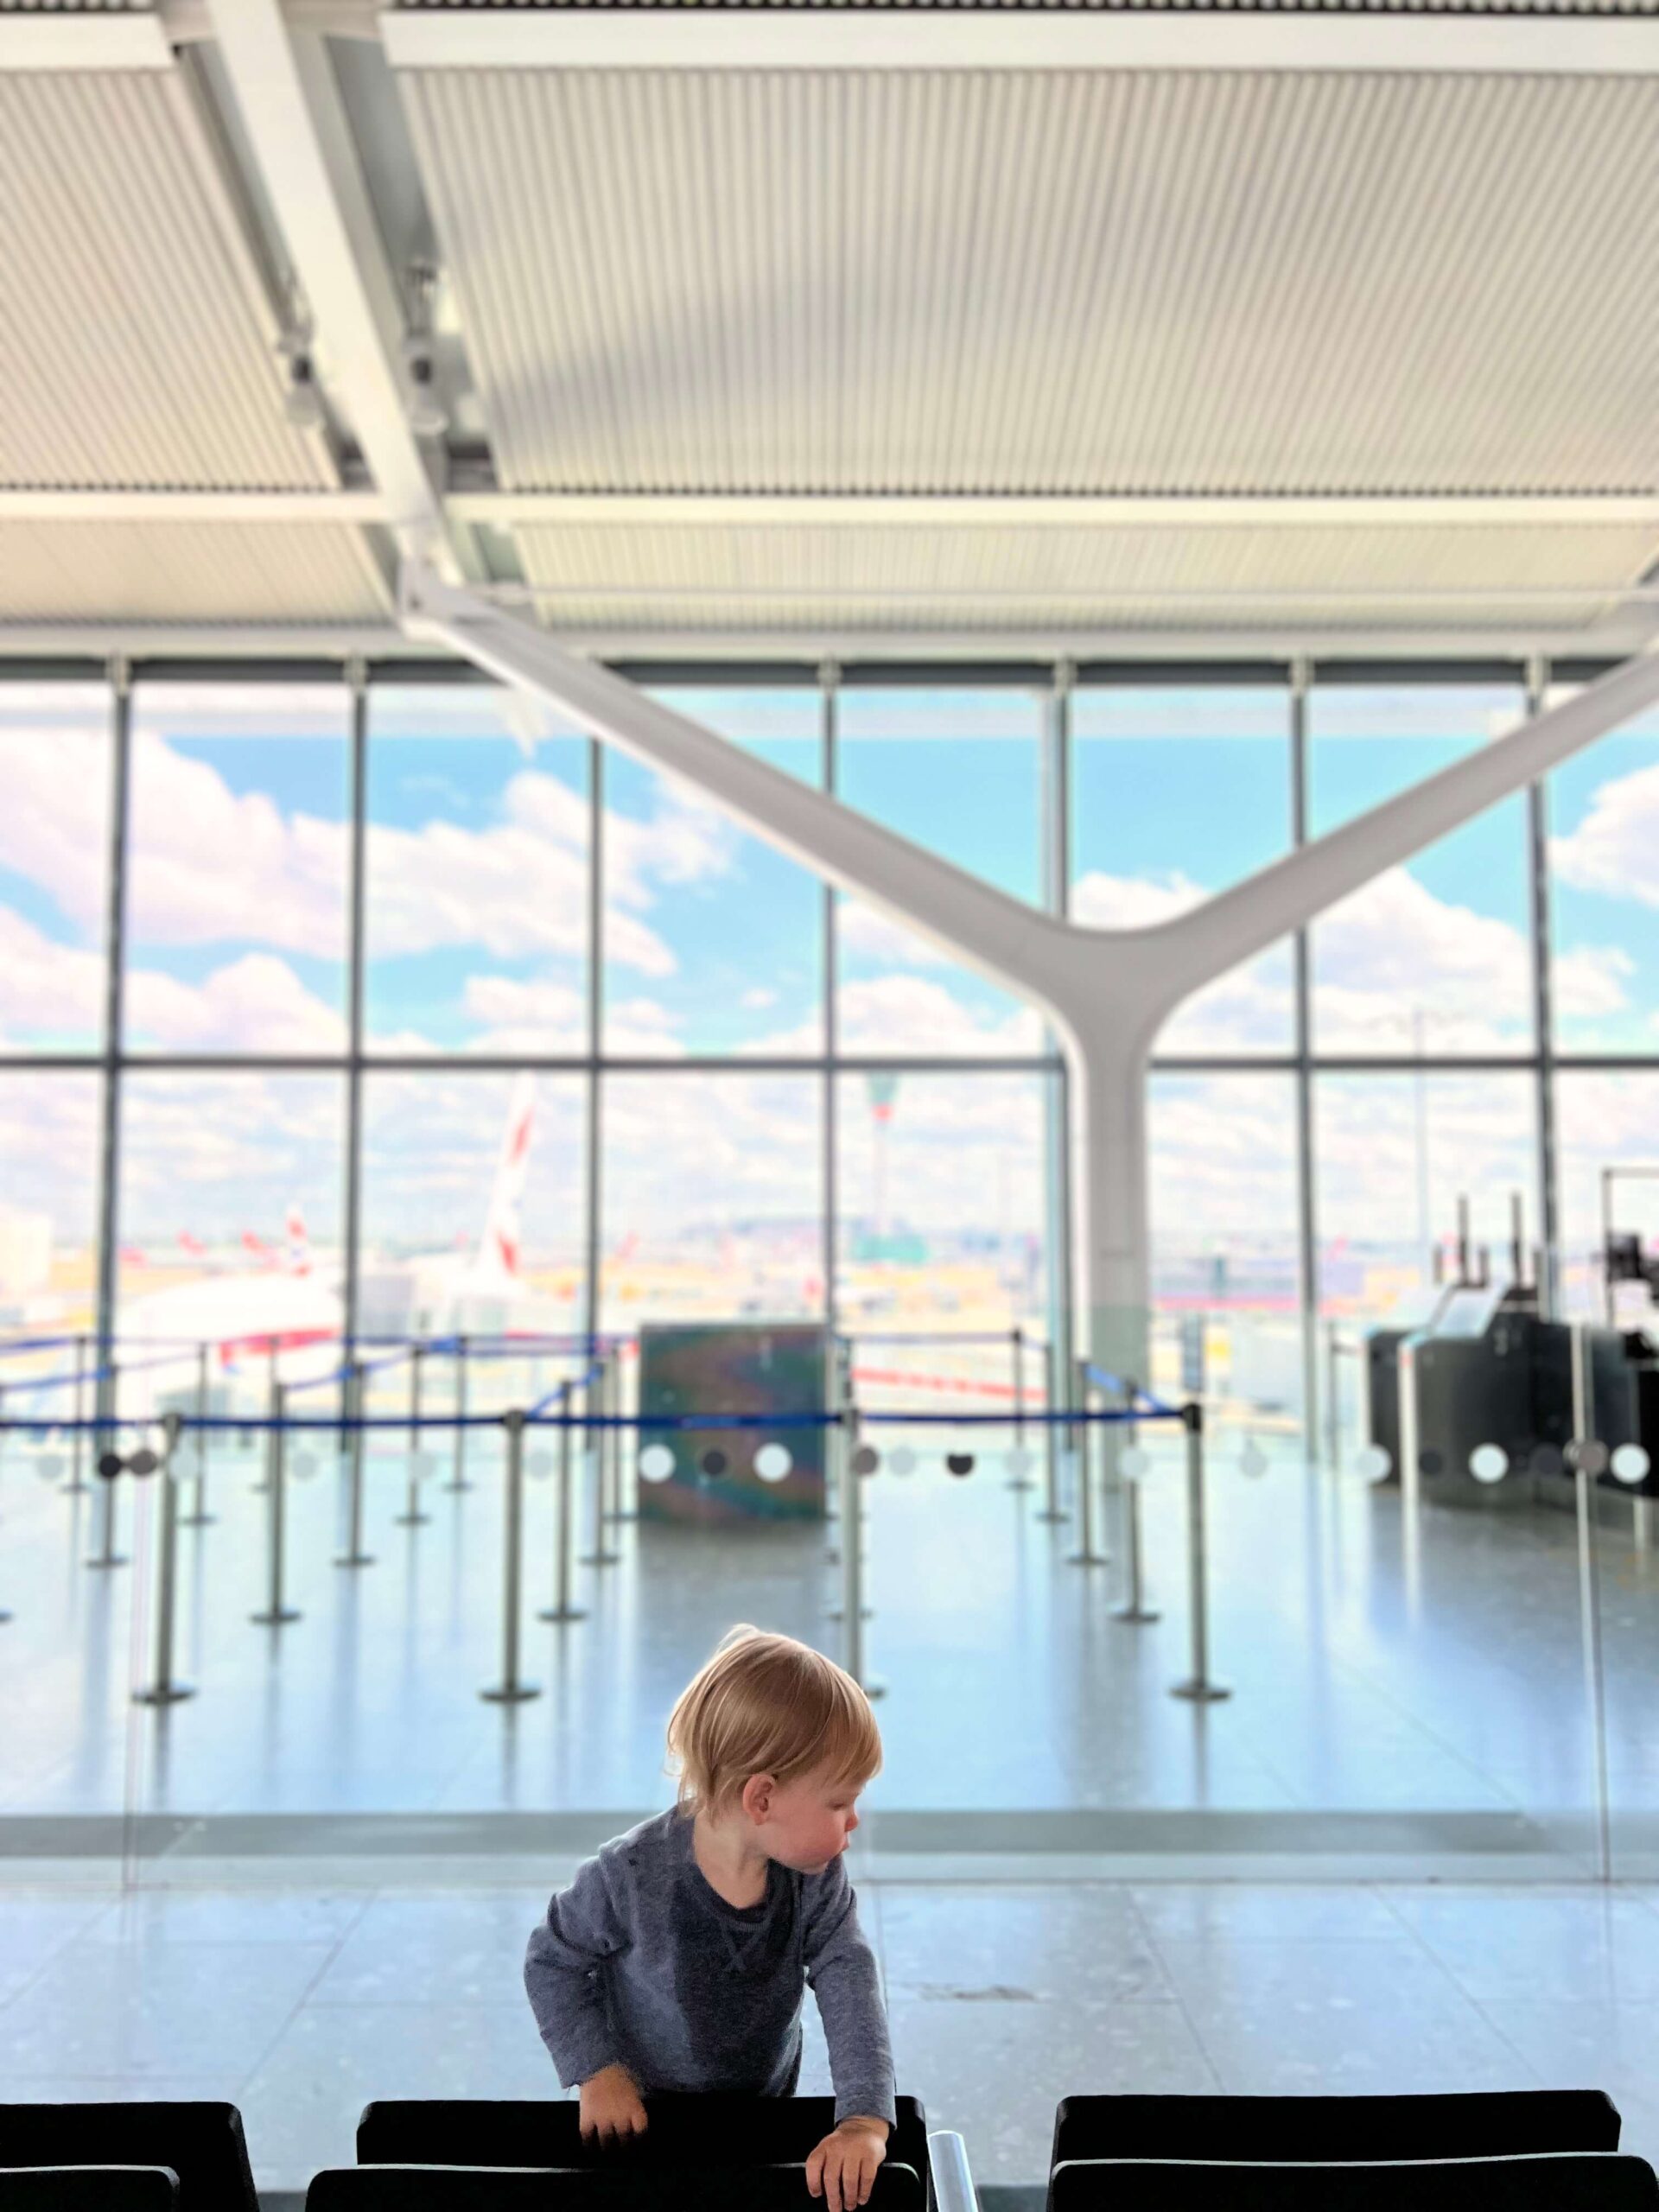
3, 658, 1657, 1862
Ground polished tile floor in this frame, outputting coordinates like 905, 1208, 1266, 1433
2, 1876, 1659, 2190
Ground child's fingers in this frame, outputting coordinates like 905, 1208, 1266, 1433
804, 2146, 826, 2202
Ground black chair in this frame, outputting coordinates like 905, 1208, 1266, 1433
1050, 2155, 1659, 2212
358, 2094, 930, 2190
1052, 2092, 1622, 2174
0, 2107, 257, 2212
313, 2162, 925, 2212
0, 2171, 179, 2212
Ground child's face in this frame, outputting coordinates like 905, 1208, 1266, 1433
753, 1762, 866, 1874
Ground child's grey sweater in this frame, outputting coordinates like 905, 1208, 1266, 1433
524, 1808, 895, 2128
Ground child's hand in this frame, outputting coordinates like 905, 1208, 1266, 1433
578, 2063, 647, 2146
806, 2118, 888, 2212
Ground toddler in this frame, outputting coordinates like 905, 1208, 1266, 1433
525, 1627, 894, 2212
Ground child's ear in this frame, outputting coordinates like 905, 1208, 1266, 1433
741, 1772, 775, 1823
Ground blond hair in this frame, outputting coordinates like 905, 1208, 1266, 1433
666, 1626, 882, 1816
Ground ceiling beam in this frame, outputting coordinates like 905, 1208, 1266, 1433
0, 490, 390, 524
0, 18, 172, 71
202, 3, 455, 573
382, 11, 1659, 76
448, 492, 1659, 533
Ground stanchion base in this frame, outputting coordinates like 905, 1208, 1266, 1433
1036, 1509, 1069, 1524
1006, 1478, 1037, 1494
1067, 1551, 1111, 1567
62, 1481, 92, 1497
85, 1555, 130, 1571
134, 1682, 195, 1705
395, 1511, 432, 1527
0, 1608, 11, 1623
481, 1682, 541, 1703
605, 1510, 639, 1524
1114, 1605, 1161, 1625
1170, 1678, 1232, 1702
251, 1607, 302, 1625
175, 1512, 217, 1528
538, 1605, 588, 1624
334, 1551, 377, 1568
250, 1484, 270, 1495
442, 1481, 474, 1494
580, 1549, 621, 1567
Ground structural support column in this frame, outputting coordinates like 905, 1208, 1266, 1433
582, 738, 605, 1361
1527, 657, 1561, 1317
94, 657, 132, 1448
1290, 661, 1321, 1461
340, 659, 368, 1387
821, 662, 841, 1350
1042, 665, 1077, 1433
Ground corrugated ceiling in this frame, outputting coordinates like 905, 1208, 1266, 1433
0, 70, 336, 491
395, 1, 1659, 12
512, 517, 1657, 633
0, 521, 391, 622
399, 68, 1659, 499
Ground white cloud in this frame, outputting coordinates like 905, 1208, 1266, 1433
741, 987, 779, 1011
1551, 760, 1659, 910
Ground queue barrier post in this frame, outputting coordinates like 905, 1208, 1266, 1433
1038, 1340, 1066, 1523
1069, 1358, 1109, 1567
540, 1391, 586, 1626
446, 1332, 473, 1492
1570, 1323, 1613, 1884
482, 1408, 539, 1703
135, 1413, 194, 1704
335, 1361, 375, 1568
1171, 1400, 1230, 1704
397, 1344, 430, 1528
251, 1378, 301, 1626
177, 1340, 214, 1526
87, 1360, 128, 1571
581, 1373, 620, 1568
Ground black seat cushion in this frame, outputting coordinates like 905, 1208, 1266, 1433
313, 2160, 924, 2212
358, 2094, 928, 2190
0, 2169, 179, 2212
1051, 2154, 1657, 2212
0, 2107, 256, 2212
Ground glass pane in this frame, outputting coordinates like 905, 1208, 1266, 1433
1549, 698, 1659, 1053
602, 1072, 821, 1331
0, 683, 110, 1052
126, 683, 350, 1053
603, 690, 823, 1058
1148, 1073, 1300, 1428
1310, 684, 1533, 1055
366, 685, 588, 1056
116, 1072, 344, 1344
836, 1069, 1050, 1347
1316, 1071, 1538, 1319
1076, 687, 1294, 1056
1556, 1071, 1659, 1322
359, 1071, 587, 1341
0, 1067, 101, 1375
836, 689, 1044, 1058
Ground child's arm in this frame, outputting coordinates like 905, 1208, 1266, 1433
802, 1857, 897, 2209
524, 1854, 641, 2130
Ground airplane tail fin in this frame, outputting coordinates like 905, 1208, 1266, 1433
478, 1074, 536, 1281
285, 1205, 313, 1276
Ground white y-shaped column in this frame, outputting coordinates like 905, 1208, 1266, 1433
401, 565, 1659, 1389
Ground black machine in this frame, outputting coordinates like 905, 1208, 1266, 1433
1364, 1194, 1659, 1510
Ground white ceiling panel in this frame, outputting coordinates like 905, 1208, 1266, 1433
0, 520, 391, 621
0, 68, 338, 491
511, 516, 1659, 633
398, 67, 1659, 498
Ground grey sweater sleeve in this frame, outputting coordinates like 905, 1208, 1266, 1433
803, 1860, 897, 2130
524, 1853, 629, 2089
